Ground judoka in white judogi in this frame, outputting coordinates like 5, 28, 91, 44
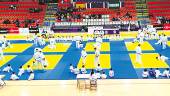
3, 64, 13, 72
136, 44, 142, 64
49, 37, 56, 49
81, 49, 87, 65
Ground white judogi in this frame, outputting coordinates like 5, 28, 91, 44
139, 32, 144, 43
34, 48, 42, 53
28, 73, 34, 81
69, 65, 74, 72
0, 47, 4, 60
95, 37, 103, 50
158, 55, 169, 62
39, 37, 45, 46
89, 74, 97, 80
1, 36, 7, 43
74, 36, 81, 49
96, 72, 101, 79
142, 71, 149, 78
42, 38, 46, 45
2, 43, 6, 49
155, 69, 161, 78
3, 66, 13, 72
138, 29, 142, 34
7, 41, 11, 48
34, 52, 42, 63
96, 37, 103, 43
101, 73, 107, 79
34, 51, 45, 69
149, 28, 157, 39
81, 50, 87, 65
81, 67, 87, 74
94, 49, 100, 66
136, 46, 142, 64
155, 35, 163, 45
74, 68, 80, 74
18, 68, 25, 76
76, 40, 80, 48
162, 36, 168, 49
41, 59, 48, 68
162, 70, 169, 78
27, 67, 33, 73
49, 38, 56, 49
34, 35, 38, 46
109, 70, 114, 78
96, 65, 102, 71
10, 74, 19, 80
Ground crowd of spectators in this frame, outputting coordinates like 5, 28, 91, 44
55, 7, 85, 22
156, 16, 170, 24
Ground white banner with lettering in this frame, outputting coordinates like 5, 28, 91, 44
19, 28, 29, 34
88, 26, 103, 34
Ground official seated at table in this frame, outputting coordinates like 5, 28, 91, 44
96, 64, 102, 72
81, 65, 87, 74
101, 71, 107, 79
74, 66, 80, 74
96, 71, 101, 79
89, 69, 97, 80
89, 70, 97, 89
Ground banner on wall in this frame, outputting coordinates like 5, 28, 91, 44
75, 2, 86, 9
0, 28, 8, 34
94, 29, 119, 35
153, 24, 163, 30
109, 1, 121, 9
163, 24, 170, 30
19, 28, 29, 34
88, 26, 103, 34
88, 26, 119, 35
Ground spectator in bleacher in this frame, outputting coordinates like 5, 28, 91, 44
3, 19, 11, 24
14, 19, 20, 27
9, 5, 16, 10
123, 12, 132, 19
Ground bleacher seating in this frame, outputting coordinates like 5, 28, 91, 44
0, 2, 47, 28
147, 1, 170, 24
54, 0, 137, 26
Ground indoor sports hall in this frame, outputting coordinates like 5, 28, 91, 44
0, 0, 170, 96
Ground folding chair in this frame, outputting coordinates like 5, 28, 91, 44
90, 79, 97, 90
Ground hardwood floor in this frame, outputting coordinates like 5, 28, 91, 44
0, 79, 170, 96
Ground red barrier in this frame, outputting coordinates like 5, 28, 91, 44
163, 24, 170, 30
9, 28, 19, 34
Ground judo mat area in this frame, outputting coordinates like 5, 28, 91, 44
0, 31, 170, 80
